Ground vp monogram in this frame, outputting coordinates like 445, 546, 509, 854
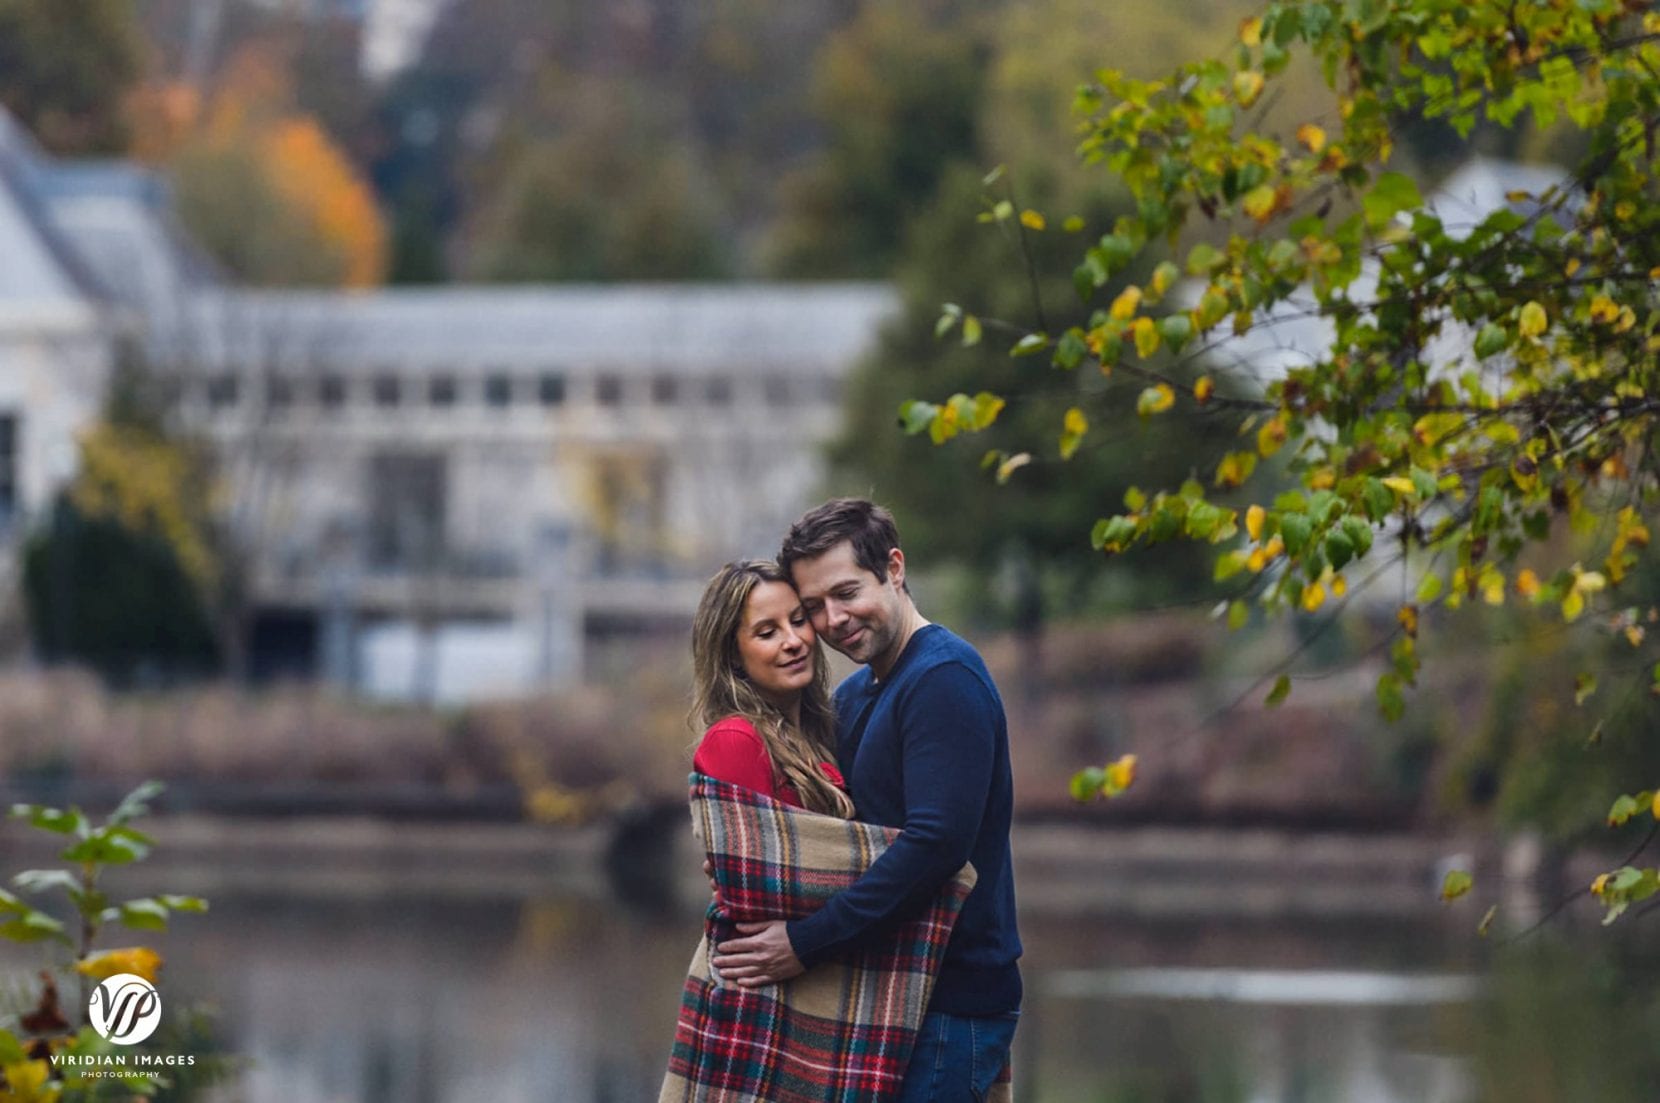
89, 974, 163, 1044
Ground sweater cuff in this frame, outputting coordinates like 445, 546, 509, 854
785, 913, 832, 970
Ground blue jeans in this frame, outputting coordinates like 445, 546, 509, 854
895, 1010, 1019, 1102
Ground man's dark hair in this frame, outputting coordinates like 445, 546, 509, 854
779, 498, 904, 585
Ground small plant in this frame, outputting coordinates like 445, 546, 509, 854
0, 781, 208, 1101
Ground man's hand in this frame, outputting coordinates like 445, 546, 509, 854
712, 920, 804, 987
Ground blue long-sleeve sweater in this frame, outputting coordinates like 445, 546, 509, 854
786, 624, 1023, 1016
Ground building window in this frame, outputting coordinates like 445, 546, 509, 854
0, 413, 16, 525
596, 375, 624, 406
538, 373, 566, 406
704, 376, 732, 405
206, 375, 239, 409
373, 374, 400, 408
484, 374, 514, 408
429, 375, 457, 407
763, 377, 792, 406
318, 374, 348, 410
267, 375, 296, 410
651, 376, 678, 405
367, 452, 446, 570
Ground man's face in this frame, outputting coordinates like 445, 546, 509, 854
790, 540, 906, 669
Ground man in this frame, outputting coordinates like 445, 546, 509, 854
711, 498, 1022, 1102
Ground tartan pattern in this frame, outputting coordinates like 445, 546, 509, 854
661, 774, 1012, 1103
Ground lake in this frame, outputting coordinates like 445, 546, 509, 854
2, 831, 1656, 1102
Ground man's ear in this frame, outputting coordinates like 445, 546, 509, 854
886, 547, 906, 589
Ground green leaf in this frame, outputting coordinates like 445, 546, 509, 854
1186, 242, 1224, 275
1011, 333, 1049, 357
0, 1029, 25, 1065
1440, 869, 1473, 902
898, 400, 938, 436
1157, 314, 1194, 352
109, 781, 165, 827
1227, 600, 1249, 631
1265, 675, 1291, 707
60, 827, 151, 866
109, 897, 170, 932
1377, 672, 1405, 721
1279, 512, 1313, 555
962, 315, 983, 347
935, 303, 962, 339
0, 908, 68, 943
1608, 794, 1640, 827
1053, 329, 1088, 370
1416, 573, 1444, 604
1574, 672, 1598, 706
1324, 529, 1356, 570
1214, 550, 1248, 581
1473, 322, 1510, 359
12, 869, 79, 897
1069, 767, 1106, 802
1363, 171, 1423, 228
11, 804, 87, 836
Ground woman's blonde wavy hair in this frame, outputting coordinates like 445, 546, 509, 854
691, 560, 855, 819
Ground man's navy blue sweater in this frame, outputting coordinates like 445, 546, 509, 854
786, 624, 1022, 1016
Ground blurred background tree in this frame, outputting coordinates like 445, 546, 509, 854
0, 0, 145, 154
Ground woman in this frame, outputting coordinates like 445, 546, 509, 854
688, 559, 853, 818
664, 561, 998, 1102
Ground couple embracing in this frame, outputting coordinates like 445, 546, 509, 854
662, 498, 1021, 1103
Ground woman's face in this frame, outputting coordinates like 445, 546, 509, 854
736, 580, 816, 706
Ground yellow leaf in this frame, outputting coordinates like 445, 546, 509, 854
1518, 301, 1548, 338
1302, 581, 1327, 612
1245, 504, 1265, 541
1256, 415, 1287, 457
1332, 574, 1348, 598
1104, 754, 1138, 794
1110, 285, 1143, 320
1591, 872, 1611, 897
1241, 183, 1279, 223
1482, 572, 1505, 606
1239, 16, 1262, 46
2, 1059, 55, 1101
1397, 604, 1419, 637
1194, 375, 1215, 404
1296, 123, 1327, 153
1590, 295, 1620, 324
1516, 568, 1540, 598
1565, 257, 1582, 277
1615, 305, 1637, 333
1652, 791, 1660, 820
1143, 383, 1176, 415
1132, 317, 1161, 358
77, 946, 163, 983
1380, 476, 1416, 496
1308, 467, 1336, 490
1561, 588, 1585, 622
1233, 70, 1265, 108
1019, 209, 1046, 231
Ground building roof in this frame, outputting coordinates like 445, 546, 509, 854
0, 111, 106, 332
177, 283, 899, 374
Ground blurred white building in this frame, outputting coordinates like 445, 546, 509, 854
0, 107, 896, 700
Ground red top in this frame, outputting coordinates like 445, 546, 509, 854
693, 716, 846, 809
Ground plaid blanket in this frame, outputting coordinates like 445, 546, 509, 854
661, 774, 1012, 1103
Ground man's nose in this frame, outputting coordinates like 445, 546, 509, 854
823, 600, 849, 628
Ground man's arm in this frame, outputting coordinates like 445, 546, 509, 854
715, 664, 995, 984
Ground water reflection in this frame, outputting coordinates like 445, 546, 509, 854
2, 860, 1656, 1102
